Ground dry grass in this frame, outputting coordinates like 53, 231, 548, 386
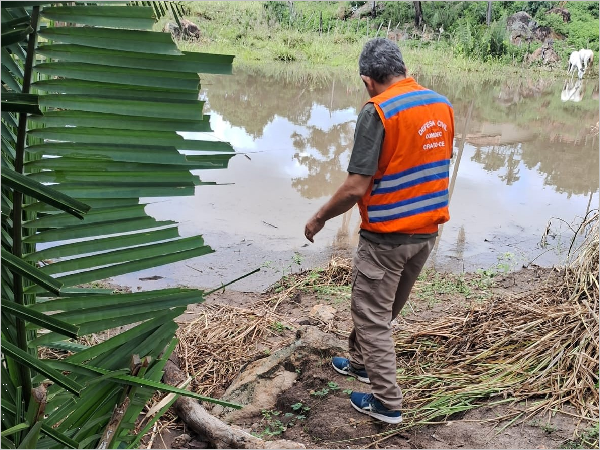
169, 215, 598, 447
175, 302, 285, 398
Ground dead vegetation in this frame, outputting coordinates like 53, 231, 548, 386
176, 302, 288, 398
154, 213, 598, 448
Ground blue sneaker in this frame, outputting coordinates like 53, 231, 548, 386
350, 392, 402, 424
332, 357, 370, 384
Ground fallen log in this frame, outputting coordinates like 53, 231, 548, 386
162, 358, 305, 449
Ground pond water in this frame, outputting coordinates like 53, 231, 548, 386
114, 69, 599, 293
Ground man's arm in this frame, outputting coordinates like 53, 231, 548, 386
304, 173, 371, 243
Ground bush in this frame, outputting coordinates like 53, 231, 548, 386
271, 43, 297, 62
535, 11, 568, 37
566, 19, 600, 53
263, 1, 291, 24
452, 15, 509, 61
480, 15, 509, 59
452, 17, 476, 57
376, 1, 414, 28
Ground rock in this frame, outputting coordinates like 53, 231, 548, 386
187, 439, 209, 449
296, 317, 313, 326
532, 26, 563, 43
180, 19, 200, 39
163, 18, 201, 40
171, 433, 192, 449
507, 11, 564, 45
526, 45, 560, 66
336, 3, 352, 20
212, 326, 346, 423
309, 304, 336, 322
507, 11, 535, 45
296, 325, 346, 352
350, 2, 384, 19
163, 22, 180, 36
546, 7, 570, 23
211, 342, 301, 420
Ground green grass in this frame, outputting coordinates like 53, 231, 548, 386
270, 266, 351, 304
161, 1, 565, 85
414, 268, 498, 306
560, 424, 599, 449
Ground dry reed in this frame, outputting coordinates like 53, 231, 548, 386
172, 216, 598, 447
175, 299, 295, 398
366, 211, 599, 447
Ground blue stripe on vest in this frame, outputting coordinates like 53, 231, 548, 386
369, 200, 449, 223
372, 160, 450, 195
367, 189, 449, 223
383, 96, 453, 119
372, 172, 449, 195
379, 89, 433, 108
379, 91, 439, 118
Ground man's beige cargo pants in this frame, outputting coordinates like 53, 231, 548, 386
348, 235, 435, 411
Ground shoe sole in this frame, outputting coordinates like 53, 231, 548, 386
331, 361, 370, 384
351, 400, 403, 425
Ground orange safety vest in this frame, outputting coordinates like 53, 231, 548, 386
358, 77, 454, 235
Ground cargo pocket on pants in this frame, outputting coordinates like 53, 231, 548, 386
352, 258, 386, 316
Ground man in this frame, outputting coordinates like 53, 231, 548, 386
304, 38, 454, 424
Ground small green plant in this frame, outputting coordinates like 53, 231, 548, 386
291, 402, 310, 413
270, 321, 291, 333
310, 381, 340, 397
342, 388, 353, 395
292, 251, 303, 266
257, 404, 311, 437
416, 269, 473, 305
262, 260, 276, 270
258, 409, 287, 437
531, 419, 557, 434
559, 424, 599, 449
310, 387, 329, 397
327, 381, 340, 391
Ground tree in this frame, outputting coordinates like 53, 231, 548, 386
1, 2, 241, 448
413, 1, 423, 28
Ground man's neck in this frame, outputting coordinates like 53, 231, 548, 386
374, 75, 407, 96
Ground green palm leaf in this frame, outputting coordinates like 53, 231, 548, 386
40, 6, 157, 29
1, 168, 90, 218
1, 2, 239, 448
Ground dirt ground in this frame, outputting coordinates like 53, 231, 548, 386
145, 265, 595, 449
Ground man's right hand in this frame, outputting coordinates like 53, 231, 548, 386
304, 214, 325, 243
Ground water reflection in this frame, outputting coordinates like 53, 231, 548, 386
291, 121, 355, 199
561, 78, 584, 102
114, 69, 599, 292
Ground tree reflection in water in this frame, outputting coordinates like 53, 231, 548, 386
204, 69, 598, 200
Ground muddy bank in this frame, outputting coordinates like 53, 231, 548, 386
141, 260, 598, 449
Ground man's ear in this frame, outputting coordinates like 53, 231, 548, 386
360, 75, 374, 91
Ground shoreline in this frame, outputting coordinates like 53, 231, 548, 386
160, 1, 575, 85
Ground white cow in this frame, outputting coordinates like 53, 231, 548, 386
568, 50, 584, 79
579, 48, 594, 72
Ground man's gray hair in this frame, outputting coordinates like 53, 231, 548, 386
359, 38, 406, 84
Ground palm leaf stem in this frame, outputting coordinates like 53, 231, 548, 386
12, 6, 40, 403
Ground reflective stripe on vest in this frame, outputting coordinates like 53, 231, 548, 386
379, 90, 453, 119
367, 189, 449, 223
371, 159, 450, 196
